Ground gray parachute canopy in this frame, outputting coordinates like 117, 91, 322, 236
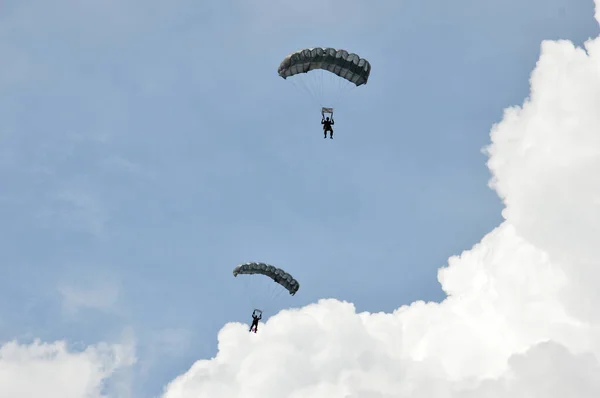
233, 262, 300, 296
277, 47, 371, 86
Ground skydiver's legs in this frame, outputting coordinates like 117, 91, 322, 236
330, 129, 333, 139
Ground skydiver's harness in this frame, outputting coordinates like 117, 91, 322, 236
322, 107, 334, 130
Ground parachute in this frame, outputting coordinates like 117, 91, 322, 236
233, 262, 299, 295
278, 47, 371, 115
233, 262, 299, 316
278, 48, 371, 86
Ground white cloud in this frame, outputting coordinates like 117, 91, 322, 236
485, 36, 600, 323
159, 5, 600, 398
0, 339, 135, 398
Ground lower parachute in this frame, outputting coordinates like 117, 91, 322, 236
233, 262, 299, 296
233, 262, 299, 318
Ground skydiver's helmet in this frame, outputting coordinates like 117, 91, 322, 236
325, 117, 330, 121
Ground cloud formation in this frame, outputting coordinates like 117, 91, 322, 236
159, 6, 600, 398
0, 340, 134, 398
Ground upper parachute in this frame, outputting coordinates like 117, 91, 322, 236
233, 262, 300, 296
277, 47, 371, 86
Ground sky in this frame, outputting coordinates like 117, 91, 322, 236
1, 0, 599, 397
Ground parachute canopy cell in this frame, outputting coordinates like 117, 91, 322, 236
277, 47, 371, 86
233, 262, 300, 296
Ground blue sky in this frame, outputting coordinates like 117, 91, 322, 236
1, 0, 598, 396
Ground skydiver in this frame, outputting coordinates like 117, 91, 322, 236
249, 310, 262, 333
322, 115, 334, 139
